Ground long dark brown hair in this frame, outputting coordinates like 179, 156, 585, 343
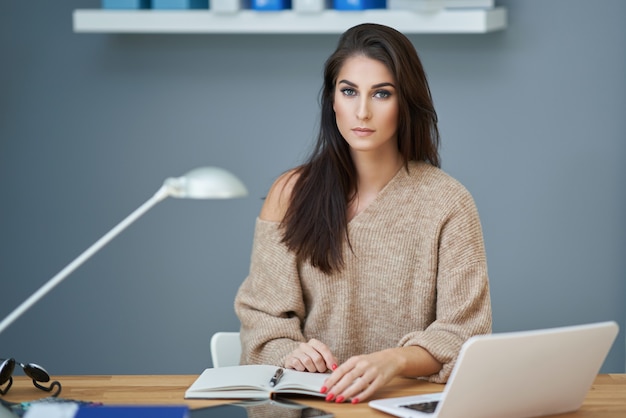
281, 23, 440, 274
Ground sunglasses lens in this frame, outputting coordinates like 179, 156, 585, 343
0, 358, 16, 385
23, 363, 50, 383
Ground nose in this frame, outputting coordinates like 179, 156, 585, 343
356, 97, 371, 121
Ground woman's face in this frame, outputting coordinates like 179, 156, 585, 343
333, 55, 399, 156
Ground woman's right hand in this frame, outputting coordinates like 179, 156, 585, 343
284, 338, 339, 373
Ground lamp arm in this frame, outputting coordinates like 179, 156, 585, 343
0, 184, 171, 335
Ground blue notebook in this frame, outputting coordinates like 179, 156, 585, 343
4, 399, 188, 418
74, 405, 189, 418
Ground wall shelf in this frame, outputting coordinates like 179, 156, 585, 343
72, 7, 506, 34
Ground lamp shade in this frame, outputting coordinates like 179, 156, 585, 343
165, 166, 248, 199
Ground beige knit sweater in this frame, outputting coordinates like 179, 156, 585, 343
235, 161, 492, 383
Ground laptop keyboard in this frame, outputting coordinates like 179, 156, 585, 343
400, 401, 439, 413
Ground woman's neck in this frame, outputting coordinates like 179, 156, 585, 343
347, 150, 403, 220
352, 151, 403, 195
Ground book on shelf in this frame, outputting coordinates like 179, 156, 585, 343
184, 365, 328, 400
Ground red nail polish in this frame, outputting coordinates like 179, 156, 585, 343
320, 386, 327, 394
351, 398, 360, 404
331, 363, 338, 370
335, 396, 345, 403
325, 393, 335, 402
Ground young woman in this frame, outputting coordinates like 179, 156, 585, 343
235, 23, 492, 404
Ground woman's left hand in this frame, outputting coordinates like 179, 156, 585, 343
321, 346, 442, 404
320, 349, 402, 404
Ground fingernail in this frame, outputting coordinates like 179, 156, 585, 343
320, 386, 327, 394
351, 398, 360, 404
325, 393, 335, 402
335, 396, 345, 403
331, 363, 338, 370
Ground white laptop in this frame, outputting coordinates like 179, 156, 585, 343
369, 321, 619, 418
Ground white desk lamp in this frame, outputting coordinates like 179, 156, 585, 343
0, 166, 248, 336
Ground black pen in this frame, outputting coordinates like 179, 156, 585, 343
269, 368, 284, 387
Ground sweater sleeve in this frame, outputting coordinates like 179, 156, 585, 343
234, 218, 306, 366
399, 188, 492, 383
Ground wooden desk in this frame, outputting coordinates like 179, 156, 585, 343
4, 374, 626, 417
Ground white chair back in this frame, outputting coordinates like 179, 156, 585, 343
210, 331, 241, 368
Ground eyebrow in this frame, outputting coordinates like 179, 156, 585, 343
338, 79, 396, 89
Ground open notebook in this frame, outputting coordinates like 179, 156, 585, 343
369, 321, 619, 418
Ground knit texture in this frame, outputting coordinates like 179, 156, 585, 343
235, 161, 492, 383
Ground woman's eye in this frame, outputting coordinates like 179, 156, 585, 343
374, 90, 392, 99
341, 88, 357, 97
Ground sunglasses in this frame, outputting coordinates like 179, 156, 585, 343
0, 358, 62, 397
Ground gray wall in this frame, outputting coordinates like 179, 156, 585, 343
1, 0, 624, 376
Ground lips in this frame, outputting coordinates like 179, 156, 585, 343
352, 127, 375, 137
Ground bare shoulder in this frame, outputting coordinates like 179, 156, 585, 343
259, 169, 300, 222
